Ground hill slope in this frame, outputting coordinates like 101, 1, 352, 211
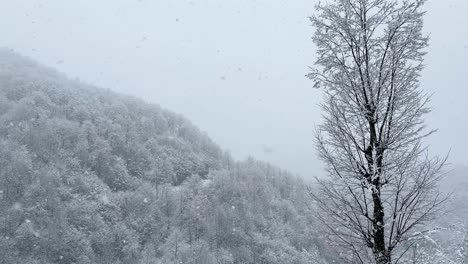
0, 49, 333, 264
0, 48, 226, 189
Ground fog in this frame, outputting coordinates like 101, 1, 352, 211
1, 0, 467, 178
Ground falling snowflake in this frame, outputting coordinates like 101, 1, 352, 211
101, 195, 109, 205
12, 202, 22, 210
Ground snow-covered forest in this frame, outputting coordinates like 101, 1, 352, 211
1, 0, 467, 263
0, 49, 335, 263
0, 48, 466, 264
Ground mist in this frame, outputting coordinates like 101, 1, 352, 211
1, 0, 466, 179
1, 1, 468, 263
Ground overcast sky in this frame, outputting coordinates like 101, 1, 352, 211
1, 0, 467, 179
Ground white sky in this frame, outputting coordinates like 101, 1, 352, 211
1, 0, 467, 178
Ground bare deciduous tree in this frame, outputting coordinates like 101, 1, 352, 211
308, 0, 447, 263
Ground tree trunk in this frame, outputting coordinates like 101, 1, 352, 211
373, 190, 390, 264
375, 254, 391, 264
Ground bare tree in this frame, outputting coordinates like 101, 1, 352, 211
307, 0, 447, 263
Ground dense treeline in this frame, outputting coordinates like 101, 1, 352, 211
1, 50, 466, 264
0, 49, 225, 188
0, 49, 333, 264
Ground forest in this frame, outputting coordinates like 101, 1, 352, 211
0, 0, 467, 263
0, 48, 466, 264
0, 49, 335, 263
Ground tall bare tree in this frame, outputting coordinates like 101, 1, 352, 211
308, 0, 447, 263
